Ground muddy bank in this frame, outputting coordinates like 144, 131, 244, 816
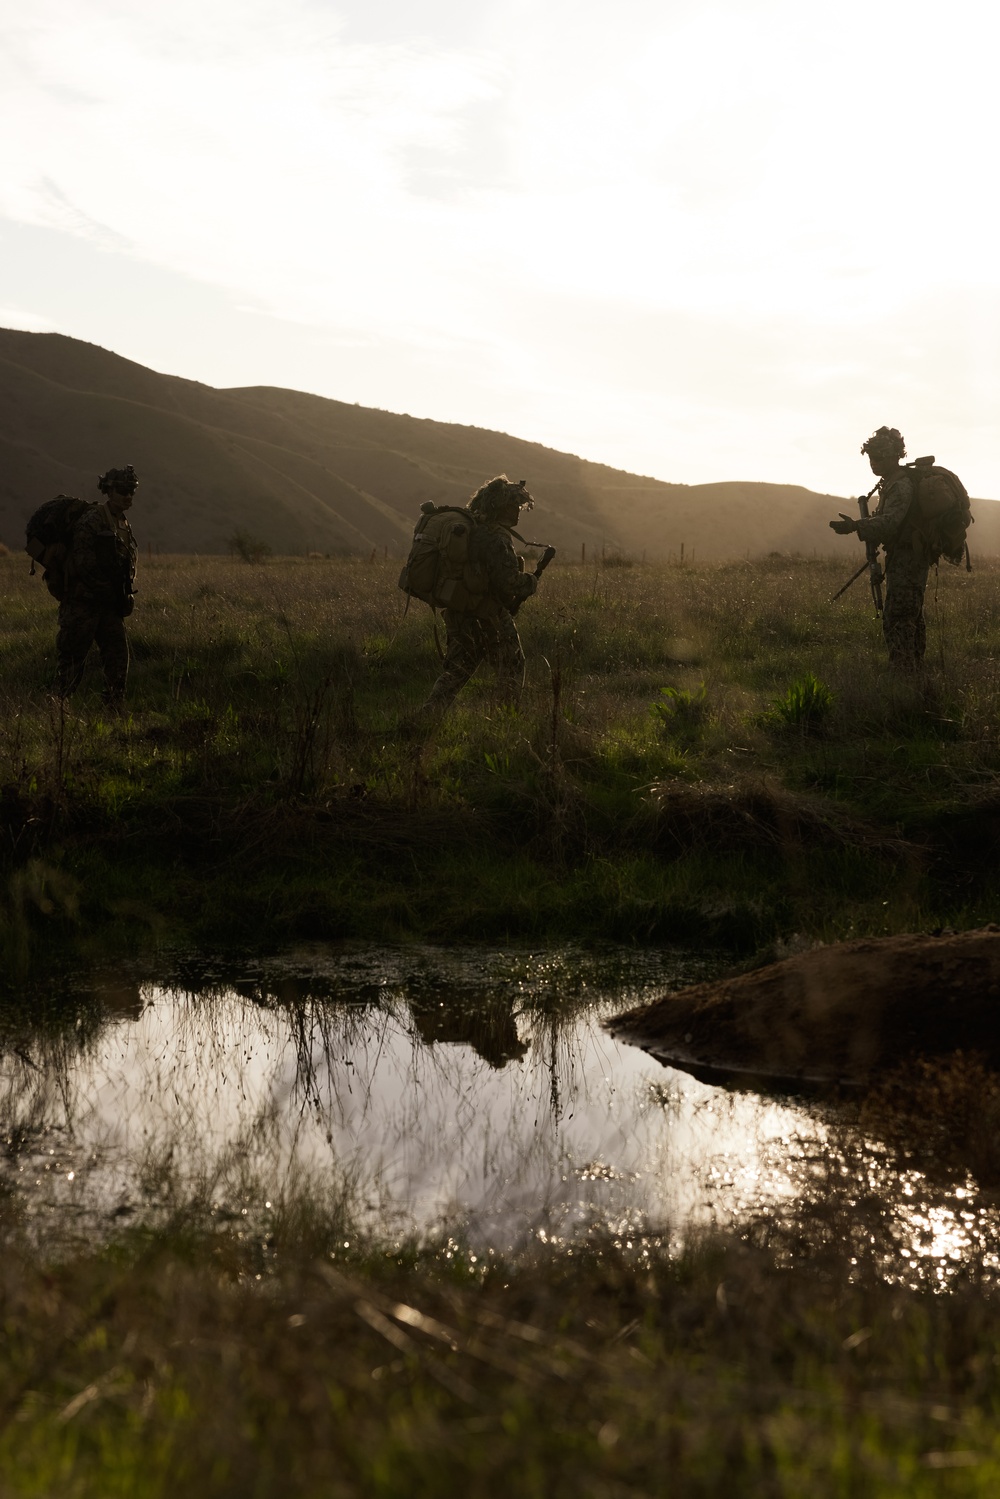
607, 926, 1000, 1087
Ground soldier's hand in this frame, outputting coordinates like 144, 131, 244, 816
829, 514, 858, 535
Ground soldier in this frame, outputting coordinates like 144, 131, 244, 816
57, 466, 139, 706
418, 475, 542, 716
830, 427, 927, 671
408, 992, 529, 1069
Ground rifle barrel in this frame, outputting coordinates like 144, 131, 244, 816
858, 491, 884, 616
830, 558, 869, 602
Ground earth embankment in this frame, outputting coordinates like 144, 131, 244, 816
607, 927, 1000, 1086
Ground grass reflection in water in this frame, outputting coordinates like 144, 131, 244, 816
0, 946, 994, 1291
1, 951, 1000, 1488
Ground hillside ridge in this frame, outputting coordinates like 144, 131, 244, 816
1, 329, 995, 558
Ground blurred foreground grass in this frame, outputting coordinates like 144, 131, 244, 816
1, 550, 998, 965
3, 1108, 1000, 1498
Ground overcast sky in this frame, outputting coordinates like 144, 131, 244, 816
2, 0, 998, 496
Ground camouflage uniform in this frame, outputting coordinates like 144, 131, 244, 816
422, 521, 537, 712
855, 471, 929, 669
57, 503, 137, 703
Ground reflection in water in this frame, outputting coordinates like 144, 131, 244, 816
0, 947, 997, 1284
408, 993, 529, 1070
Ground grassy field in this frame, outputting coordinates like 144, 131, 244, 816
1, 549, 997, 968
4, 552, 1000, 1492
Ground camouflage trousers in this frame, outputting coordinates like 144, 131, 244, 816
56, 599, 130, 703
422, 609, 525, 712
882, 544, 929, 670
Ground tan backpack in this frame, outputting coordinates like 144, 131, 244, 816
905, 457, 973, 566
398, 503, 489, 611
25, 494, 95, 599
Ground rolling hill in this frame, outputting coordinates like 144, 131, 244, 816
1, 328, 995, 561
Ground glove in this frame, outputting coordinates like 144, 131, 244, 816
829, 514, 858, 535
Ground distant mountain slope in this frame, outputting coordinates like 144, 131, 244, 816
1, 328, 996, 559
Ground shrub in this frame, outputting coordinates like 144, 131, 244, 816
228, 529, 273, 563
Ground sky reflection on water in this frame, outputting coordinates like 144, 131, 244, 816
0, 947, 995, 1283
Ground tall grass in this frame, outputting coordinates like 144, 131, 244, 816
0, 552, 995, 964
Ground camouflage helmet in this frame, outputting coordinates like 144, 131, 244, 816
860, 427, 906, 463
467, 474, 533, 521
98, 464, 139, 496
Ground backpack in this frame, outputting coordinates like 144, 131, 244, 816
904, 457, 973, 567
25, 495, 95, 600
398, 503, 489, 611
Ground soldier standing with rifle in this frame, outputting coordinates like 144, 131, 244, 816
830, 427, 926, 671
57, 466, 139, 707
416, 475, 554, 718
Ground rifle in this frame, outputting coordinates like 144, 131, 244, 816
859, 489, 884, 615
829, 558, 868, 603
511, 543, 556, 616
830, 483, 883, 614
118, 571, 136, 618
534, 545, 557, 579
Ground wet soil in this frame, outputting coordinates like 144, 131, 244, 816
607, 926, 1000, 1087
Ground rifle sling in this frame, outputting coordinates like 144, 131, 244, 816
510, 527, 551, 549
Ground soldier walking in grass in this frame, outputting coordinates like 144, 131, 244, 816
26, 466, 140, 707
399, 474, 554, 720
830, 427, 932, 672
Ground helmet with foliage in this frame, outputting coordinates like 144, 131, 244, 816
860, 427, 906, 464
467, 474, 533, 524
97, 465, 139, 497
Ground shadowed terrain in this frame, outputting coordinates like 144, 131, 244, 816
8, 327, 992, 561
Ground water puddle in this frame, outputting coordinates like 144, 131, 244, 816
1, 946, 995, 1283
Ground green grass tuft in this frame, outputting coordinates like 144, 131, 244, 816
765, 671, 834, 730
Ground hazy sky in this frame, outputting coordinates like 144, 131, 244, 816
2, 0, 998, 496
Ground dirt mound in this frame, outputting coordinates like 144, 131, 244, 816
647, 780, 912, 859
607, 927, 1000, 1086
